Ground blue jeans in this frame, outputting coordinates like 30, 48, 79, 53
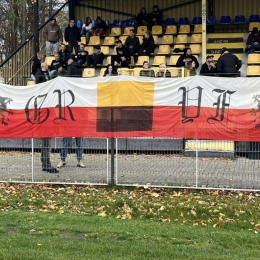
81, 27, 92, 44
249, 44, 260, 53
60, 137, 84, 161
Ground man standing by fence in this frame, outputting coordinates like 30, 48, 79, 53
43, 17, 63, 57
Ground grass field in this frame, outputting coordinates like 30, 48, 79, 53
0, 184, 260, 259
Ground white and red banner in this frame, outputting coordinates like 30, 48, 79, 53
0, 75, 260, 141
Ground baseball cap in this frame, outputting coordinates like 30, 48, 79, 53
115, 40, 122, 44
206, 54, 214, 59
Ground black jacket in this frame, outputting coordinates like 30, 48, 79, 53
116, 45, 130, 61
35, 68, 50, 84
136, 8, 149, 25
217, 52, 241, 75
65, 25, 81, 43
125, 36, 140, 50
150, 8, 163, 24
140, 36, 155, 53
58, 49, 70, 63
176, 54, 199, 69
94, 20, 108, 31
200, 62, 218, 75
66, 62, 82, 77
31, 58, 41, 75
50, 59, 65, 71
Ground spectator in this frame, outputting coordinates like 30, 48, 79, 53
200, 55, 217, 76
125, 29, 140, 62
66, 59, 82, 77
138, 31, 155, 56
103, 64, 118, 76
187, 61, 197, 76
43, 17, 63, 57
50, 64, 66, 79
81, 17, 93, 44
86, 45, 104, 68
139, 61, 155, 77
71, 43, 88, 65
64, 19, 81, 55
58, 44, 69, 66
49, 52, 65, 75
31, 51, 44, 81
217, 47, 241, 77
156, 64, 171, 77
246, 27, 260, 54
176, 47, 199, 69
148, 5, 163, 30
35, 62, 59, 173
111, 40, 130, 68
93, 16, 108, 36
136, 7, 150, 27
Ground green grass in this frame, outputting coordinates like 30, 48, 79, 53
0, 184, 260, 259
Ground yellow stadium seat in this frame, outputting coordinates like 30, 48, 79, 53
152, 25, 163, 35
112, 46, 117, 55
27, 80, 35, 86
63, 37, 69, 46
173, 44, 185, 51
137, 26, 147, 35
162, 35, 174, 45
99, 68, 106, 77
165, 25, 177, 35
168, 68, 182, 77
117, 68, 133, 76
153, 35, 158, 45
133, 68, 146, 76
176, 34, 188, 44
179, 25, 190, 34
190, 44, 201, 54
110, 28, 122, 36
168, 55, 181, 66
137, 35, 143, 45
152, 56, 167, 66
104, 56, 111, 66
119, 35, 128, 45
190, 34, 202, 43
157, 45, 171, 55
103, 36, 115, 45
100, 46, 110, 55
136, 56, 149, 66
80, 36, 86, 45
247, 66, 260, 76
247, 54, 260, 64
123, 27, 134, 35
45, 56, 55, 67
88, 36, 100, 45
85, 46, 94, 55
83, 68, 95, 77
194, 24, 202, 33
249, 23, 260, 32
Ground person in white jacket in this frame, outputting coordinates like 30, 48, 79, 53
81, 17, 93, 44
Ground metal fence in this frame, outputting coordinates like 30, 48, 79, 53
0, 138, 260, 191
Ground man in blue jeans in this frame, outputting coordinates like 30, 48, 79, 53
57, 137, 86, 168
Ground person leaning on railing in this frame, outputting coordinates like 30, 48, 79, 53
156, 64, 171, 78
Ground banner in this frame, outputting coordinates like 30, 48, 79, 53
0, 75, 260, 141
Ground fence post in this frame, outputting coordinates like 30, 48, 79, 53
110, 138, 115, 186
31, 138, 34, 182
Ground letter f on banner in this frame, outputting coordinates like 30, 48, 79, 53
178, 86, 203, 123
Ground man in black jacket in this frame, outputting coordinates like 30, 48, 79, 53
66, 59, 82, 77
176, 48, 199, 69
200, 55, 217, 76
125, 29, 140, 62
217, 47, 241, 77
35, 62, 59, 174
111, 40, 130, 68
31, 51, 44, 81
86, 45, 104, 68
64, 19, 81, 55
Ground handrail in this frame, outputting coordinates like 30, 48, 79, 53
0, 1, 68, 68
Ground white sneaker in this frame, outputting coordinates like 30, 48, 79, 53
57, 160, 66, 168
77, 160, 86, 168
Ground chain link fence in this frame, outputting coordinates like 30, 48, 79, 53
0, 138, 260, 190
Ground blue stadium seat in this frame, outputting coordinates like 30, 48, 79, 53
165, 18, 176, 26
178, 17, 189, 25
92, 20, 97, 28
234, 15, 245, 24
112, 19, 122, 27
75, 20, 83, 28
105, 20, 110, 28
192, 17, 202, 25
206, 15, 217, 25
125, 19, 135, 27
220, 16, 231, 25
249, 14, 260, 23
